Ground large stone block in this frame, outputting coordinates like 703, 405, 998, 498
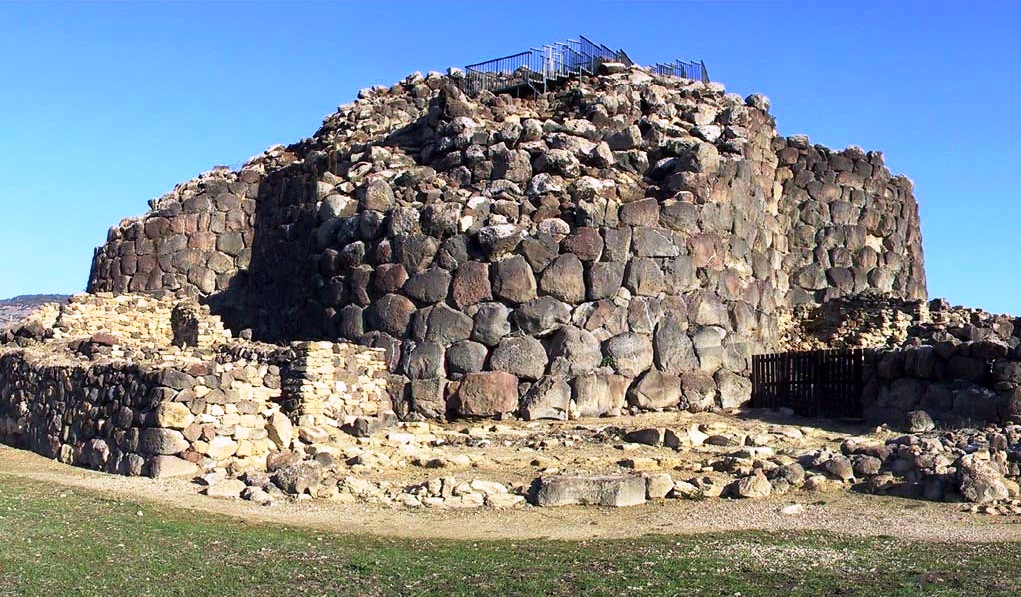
492, 255, 537, 304
139, 428, 189, 455
533, 475, 646, 507
573, 371, 629, 417
521, 376, 571, 421
606, 332, 654, 378
455, 372, 519, 417
149, 455, 199, 479
539, 254, 585, 303
451, 261, 491, 308
490, 335, 548, 381
629, 370, 682, 410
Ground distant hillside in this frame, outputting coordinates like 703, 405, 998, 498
0, 295, 68, 329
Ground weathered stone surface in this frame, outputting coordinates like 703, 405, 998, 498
365, 293, 416, 336
561, 227, 603, 262
492, 255, 537, 304
624, 428, 664, 446
405, 340, 446, 379
205, 479, 247, 499
359, 179, 395, 212
606, 332, 654, 377
629, 370, 682, 410
716, 371, 752, 409
456, 371, 519, 417
273, 462, 322, 495
425, 304, 473, 344
905, 409, 935, 433
446, 340, 488, 376
632, 227, 679, 257
573, 371, 629, 417
207, 436, 239, 460
410, 377, 447, 418
521, 376, 571, 420
139, 428, 189, 455
451, 261, 491, 308
155, 402, 194, 430
471, 302, 511, 346
733, 471, 772, 498
533, 475, 646, 507
490, 335, 548, 381
548, 326, 602, 376
959, 454, 1009, 504
654, 316, 697, 375
478, 224, 523, 259
624, 258, 665, 296
149, 455, 199, 479
514, 296, 571, 336
404, 268, 451, 304
267, 412, 294, 449
586, 262, 625, 300
681, 372, 717, 412
540, 254, 585, 303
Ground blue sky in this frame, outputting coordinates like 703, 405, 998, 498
1, 1, 1019, 313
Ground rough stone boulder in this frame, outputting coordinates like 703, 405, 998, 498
273, 462, 323, 495
455, 371, 519, 417
958, 454, 1010, 504
521, 375, 571, 420
532, 475, 647, 507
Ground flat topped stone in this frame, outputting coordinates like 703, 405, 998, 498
532, 475, 647, 507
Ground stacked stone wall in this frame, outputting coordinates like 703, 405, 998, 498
88, 167, 262, 297
47, 293, 230, 349
0, 294, 390, 477
0, 348, 281, 476
866, 340, 1021, 427
776, 137, 926, 305
81, 67, 929, 421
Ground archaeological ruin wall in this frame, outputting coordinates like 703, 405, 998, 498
776, 137, 926, 305
84, 67, 927, 422
0, 295, 389, 477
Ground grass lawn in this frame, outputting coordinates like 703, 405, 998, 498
0, 475, 1019, 596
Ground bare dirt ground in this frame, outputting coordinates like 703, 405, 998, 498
3, 410, 1021, 543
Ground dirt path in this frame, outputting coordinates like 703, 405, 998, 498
2, 444, 1018, 543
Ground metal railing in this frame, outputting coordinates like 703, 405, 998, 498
457, 35, 708, 96
652, 59, 710, 84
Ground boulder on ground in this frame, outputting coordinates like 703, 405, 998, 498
532, 475, 647, 507
149, 455, 199, 479
959, 454, 1010, 504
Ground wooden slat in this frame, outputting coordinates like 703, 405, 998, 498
749, 347, 871, 419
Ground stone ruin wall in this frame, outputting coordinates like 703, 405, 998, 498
88, 168, 261, 297
84, 68, 926, 422
0, 295, 389, 477
776, 137, 926, 305
779, 291, 1021, 428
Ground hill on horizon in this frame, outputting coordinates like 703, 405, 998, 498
0, 294, 68, 329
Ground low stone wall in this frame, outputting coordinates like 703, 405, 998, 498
281, 341, 389, 422
0, 347, 285, 476
0, 294, 391, 478
866, 338, 1021, 427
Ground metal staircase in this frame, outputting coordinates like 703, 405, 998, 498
457, 35, 708, 97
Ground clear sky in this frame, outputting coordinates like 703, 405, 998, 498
1, 1, 1019, 313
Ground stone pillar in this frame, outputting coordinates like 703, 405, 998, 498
281, 341, 337, 422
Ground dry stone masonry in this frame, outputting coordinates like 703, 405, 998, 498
85, 65, 925, 423
0, 294, 390, 478
21, 56, 1021, 512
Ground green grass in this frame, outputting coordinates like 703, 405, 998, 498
1, 476, 1020, 596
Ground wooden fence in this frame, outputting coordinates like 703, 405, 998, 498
750, 349, 871, 418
